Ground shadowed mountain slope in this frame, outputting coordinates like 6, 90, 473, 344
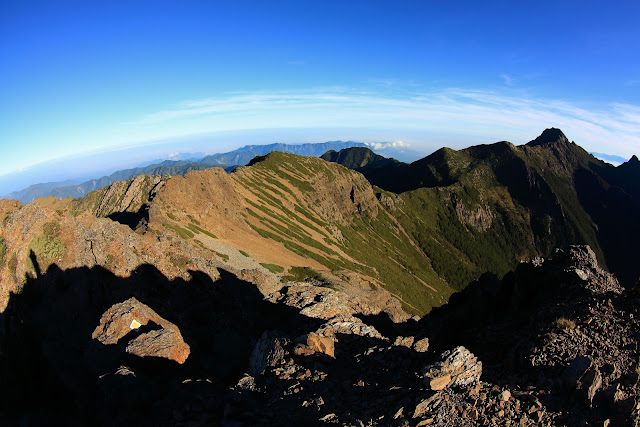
200, 141, 367, 166
324, 128, 640, 287
320, 146, 402, 170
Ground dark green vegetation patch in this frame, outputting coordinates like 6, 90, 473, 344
281, 266, 324, 283
260, 263, 284, 274
163, 223, 194, 239
30, 221, 65, 266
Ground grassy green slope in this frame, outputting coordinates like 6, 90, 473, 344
234, 152, 452, 314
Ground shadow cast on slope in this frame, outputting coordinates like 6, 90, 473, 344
574, 168, 640, 286
107, 203, 150, 230
0, 259, 322, 425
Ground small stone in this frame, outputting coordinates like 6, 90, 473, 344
413, 394, 440, 418
393, 407, 404, 419
501, 390, 511, 402
417, 419, 433, 426
293, 346, 315, 356
413, 338, 430, 352
235, 375, 257, 391
394, 336, 415, 348
319, 413, 336, 421
498, 410, 505, 417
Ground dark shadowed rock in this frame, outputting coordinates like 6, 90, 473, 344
249, 330, 287, 375
564, 356, 593, 389
577, 366, 603, 405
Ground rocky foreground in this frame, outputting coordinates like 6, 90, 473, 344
0, 245, 638, 426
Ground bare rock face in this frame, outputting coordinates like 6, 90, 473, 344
422, 346, 482, 390
126, 328, 189, 364
92, 297, 190, 364
454, 197, 493, 232
267, 282, 386, 340
294, 332, 335, 358
565, 245, 622, 295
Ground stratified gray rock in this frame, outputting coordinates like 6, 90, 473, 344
565, 246, 622, 295
249, 330, 288, 375
422, 346, 482, 390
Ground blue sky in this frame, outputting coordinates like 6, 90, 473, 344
1, 0, 639, 193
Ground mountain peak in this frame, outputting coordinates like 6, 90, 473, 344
320, 147, 402, 170
630, 155, 639, 163
526, 128, 570, 147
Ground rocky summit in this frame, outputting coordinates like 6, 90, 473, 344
0, 129, 638, 425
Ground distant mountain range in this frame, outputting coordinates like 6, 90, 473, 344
2, 141, 367, 203
200, 141, 367, 166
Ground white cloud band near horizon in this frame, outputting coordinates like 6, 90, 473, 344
129, 87, 640, 159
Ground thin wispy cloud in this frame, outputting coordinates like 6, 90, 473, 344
499, 74, 514, 86
130, 88, 640, 158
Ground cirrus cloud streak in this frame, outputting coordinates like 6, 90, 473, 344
131, 88, 639, 159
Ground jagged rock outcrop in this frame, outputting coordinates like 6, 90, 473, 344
293, 331, 335, 358
248, 330, 288, 375
422, 346, 482, 390
92, 297, 190, 364
1, 238, 638, 425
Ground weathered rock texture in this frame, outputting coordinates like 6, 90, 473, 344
422, 346, 482, 390
92, 297, 190, 364
0, 244, 639, 426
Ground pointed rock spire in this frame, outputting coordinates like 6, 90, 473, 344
527, 128, 570, 147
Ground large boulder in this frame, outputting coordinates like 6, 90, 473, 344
92, 297, 190, 364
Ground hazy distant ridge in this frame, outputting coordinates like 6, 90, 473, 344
200, 141, 367, 166
3, 141, 367, 203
